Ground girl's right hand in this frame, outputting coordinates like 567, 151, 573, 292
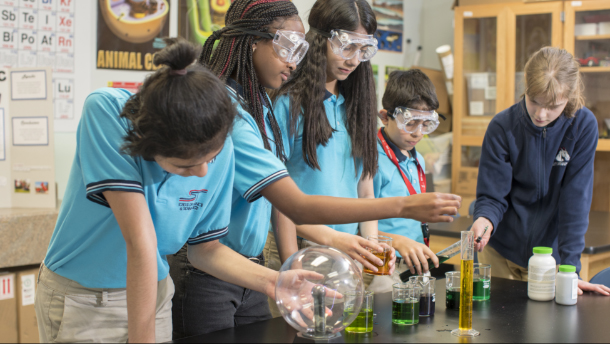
392, 235, 439, 275
328, 231, 385, 272
400, 193, 462, 223
471, 217, 493, 252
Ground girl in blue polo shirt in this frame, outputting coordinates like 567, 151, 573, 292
36, 39, 319, 343
168, 0, 462, 338
270, 0, 448, 281
472, 47, 610, 296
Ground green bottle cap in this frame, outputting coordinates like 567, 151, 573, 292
533, 247, 552, 254
559, 265, 576, 273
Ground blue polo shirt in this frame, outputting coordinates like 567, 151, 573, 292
374, 128, 425, 255
43, 88, 234, 289
274, 90, 362, 235
220, 79, 289, 257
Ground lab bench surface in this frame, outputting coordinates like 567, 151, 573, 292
170, 277, 609, 343
428, 211, 610, 281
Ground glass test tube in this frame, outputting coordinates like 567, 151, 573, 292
452, 231, 480, 337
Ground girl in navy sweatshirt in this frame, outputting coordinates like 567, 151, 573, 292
473, 47, 609, 296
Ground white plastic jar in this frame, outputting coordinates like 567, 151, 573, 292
555, 265, 578, 306
528, 247, 556, 301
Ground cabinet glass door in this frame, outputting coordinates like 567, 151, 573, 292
574, 9, 610, 139
463, 17, 497, 117
514, 14, 553, 103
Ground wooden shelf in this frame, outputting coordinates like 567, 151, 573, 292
576, 34, 610, 41
461, 136, 484, 146
580, 66, 610, 73
597, 139, 610, 152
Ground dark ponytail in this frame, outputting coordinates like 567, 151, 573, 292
199, 0, 299, 161
276, 0, 378, 178
121, 38, 237, 160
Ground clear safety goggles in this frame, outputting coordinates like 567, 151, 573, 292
329, 30, 378, 62
225, 26, 309, 65
392, 107, 440, 135
311, 27, 378, 62
271, 30, 309, 65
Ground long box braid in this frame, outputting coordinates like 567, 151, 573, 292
199, 0, 297, 161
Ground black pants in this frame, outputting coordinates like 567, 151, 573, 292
168, 245, 272, 339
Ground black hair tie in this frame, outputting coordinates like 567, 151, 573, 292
210, 27, 229, 41
309, 27, 332, 38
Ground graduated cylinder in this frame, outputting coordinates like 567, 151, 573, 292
452, 231, 479, 337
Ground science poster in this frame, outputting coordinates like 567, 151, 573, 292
178, 0, 293, 45
372, 0, 403, 53
96, 0, 170, 71
178, 0, 234, 46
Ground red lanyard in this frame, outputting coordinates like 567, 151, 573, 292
377, 129, 426, 195
378, 129, 429, 247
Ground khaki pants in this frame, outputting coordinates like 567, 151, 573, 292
35, 264, 174, 343
478, 245, 529, 282
263, 232, 375, 318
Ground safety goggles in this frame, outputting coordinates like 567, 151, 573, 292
391, 107, 441, 135
225, 26, 309, 65
270, 30, 309, 65
312, 28, 378, 61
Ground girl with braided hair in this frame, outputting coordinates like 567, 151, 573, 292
169, 0, 461, 337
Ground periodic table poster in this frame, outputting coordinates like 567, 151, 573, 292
0, 0, 75, 122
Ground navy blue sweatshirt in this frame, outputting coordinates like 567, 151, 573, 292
474, 100, 598, 274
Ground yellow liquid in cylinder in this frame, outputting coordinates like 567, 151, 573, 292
459, 259, 474, 331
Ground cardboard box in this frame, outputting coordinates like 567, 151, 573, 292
456, 168, 479, 195
599, 22, 610, 35
466, 73, 496, 117
412, 66, 452, 116
455, 0, 516, 6
575, 23, 598, 36
418, 132, 453, 180
0, 273, 18, 344
412, 66, 453, 133
17, 269, 39, 343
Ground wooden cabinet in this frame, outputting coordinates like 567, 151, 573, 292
564, 0, 610, 212
452, 0, 610, 212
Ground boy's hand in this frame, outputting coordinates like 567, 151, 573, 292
400, 193, 461, 223
577, 280, 610, 296
471, 217, 493, 252
393, 236, 438, 275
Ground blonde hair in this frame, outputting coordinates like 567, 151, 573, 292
524, 47, 585, 118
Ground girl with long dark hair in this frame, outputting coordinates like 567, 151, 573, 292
269, 0, 443, 284
168, 0, 462, 338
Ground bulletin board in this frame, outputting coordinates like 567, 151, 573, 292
3, 67, 55, 209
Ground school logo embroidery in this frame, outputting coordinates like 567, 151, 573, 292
179, 189, 208, 211
554, 148, 570, 167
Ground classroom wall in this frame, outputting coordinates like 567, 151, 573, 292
418, 0, 455, 71
54, 0, 441, 200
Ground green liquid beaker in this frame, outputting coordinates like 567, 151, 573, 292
344, 291, 374, 333
392, 283, 421, 326
473, 263, 491, 301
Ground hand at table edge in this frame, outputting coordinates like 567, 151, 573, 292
577, 280, 610, 296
